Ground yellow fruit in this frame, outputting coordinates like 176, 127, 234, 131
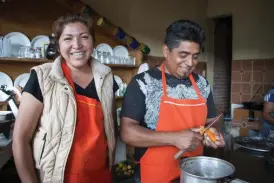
118, 163, 123, 168
127, 165, 132, 169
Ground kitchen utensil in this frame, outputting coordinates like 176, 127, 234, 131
174, 114, 223, 160
201, 114, 223, 134
180, 156, 235, 183
174, 150, 185, 160
200, 114, 223, 143
46, 34, 58, 60
234, 136, 271, 152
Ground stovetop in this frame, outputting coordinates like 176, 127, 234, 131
235, 146, 274, 169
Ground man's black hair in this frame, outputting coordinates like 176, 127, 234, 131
164, 19, 205, 51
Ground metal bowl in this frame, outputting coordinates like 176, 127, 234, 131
180, 156, 235, 183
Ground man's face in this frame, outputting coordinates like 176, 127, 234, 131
162, 41, 200, 79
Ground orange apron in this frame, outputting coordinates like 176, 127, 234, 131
140, 64, 207, 183
62, 62, 111, 183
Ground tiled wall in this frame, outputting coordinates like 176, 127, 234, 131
231, 59, 274, 104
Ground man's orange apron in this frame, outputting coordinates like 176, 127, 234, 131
140, 64, 207, 183
62, 62, 111, 183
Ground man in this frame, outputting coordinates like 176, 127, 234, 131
120, 19, 225, 183
261, 87, 274, 138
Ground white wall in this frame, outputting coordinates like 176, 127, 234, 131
83, 0, 208, 58
207, 0, 274, 60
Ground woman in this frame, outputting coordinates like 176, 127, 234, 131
12, 14, 118, 183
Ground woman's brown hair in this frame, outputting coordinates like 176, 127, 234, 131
52, 13, 95, 48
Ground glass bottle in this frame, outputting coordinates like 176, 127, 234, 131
46, 33, 58, 60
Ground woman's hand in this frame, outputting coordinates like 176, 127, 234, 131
202, 128, 225, 149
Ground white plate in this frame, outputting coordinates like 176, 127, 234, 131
4, 32, 31, 57
113, 45, 129, 58
0, 72, 13, 91
96, 43, 113, 55
114, 75, 123, 85
31, 35, 50, 49
14, 73, 30, 88
137, 63, 149, 74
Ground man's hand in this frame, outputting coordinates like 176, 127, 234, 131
172, 130, 203, 151
203, 128, 225, 149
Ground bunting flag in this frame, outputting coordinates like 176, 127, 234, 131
78, 4, 150, 54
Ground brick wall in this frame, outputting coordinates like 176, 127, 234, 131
213, 59, 231, 113
212, 17, 232, 114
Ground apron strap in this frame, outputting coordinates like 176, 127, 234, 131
161, 63, 204, 100
189, 74, 204, 100
61, 61, 77, 95
161, 64, 168, 96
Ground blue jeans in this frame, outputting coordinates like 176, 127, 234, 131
260, 120, 274, 138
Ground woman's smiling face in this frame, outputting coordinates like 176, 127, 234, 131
59, 22, 94, 69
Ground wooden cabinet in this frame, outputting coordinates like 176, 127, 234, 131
232, 108, 263, 136
0, 102, 8, 111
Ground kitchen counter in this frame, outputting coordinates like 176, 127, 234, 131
171, 147, 274, 183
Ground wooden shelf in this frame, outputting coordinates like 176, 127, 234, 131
115, 96, 124, 99
0, 102, 8, 111
0, 102, 8, 105
0, 57, 139, 68
107, 64, 138, 68
0, 57, 52, 64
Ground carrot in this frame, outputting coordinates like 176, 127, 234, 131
200, 128, 217, 143
206, 131, 217, 142
199, 128, 206, 135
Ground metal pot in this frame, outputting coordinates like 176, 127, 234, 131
179, 156, 235, 183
